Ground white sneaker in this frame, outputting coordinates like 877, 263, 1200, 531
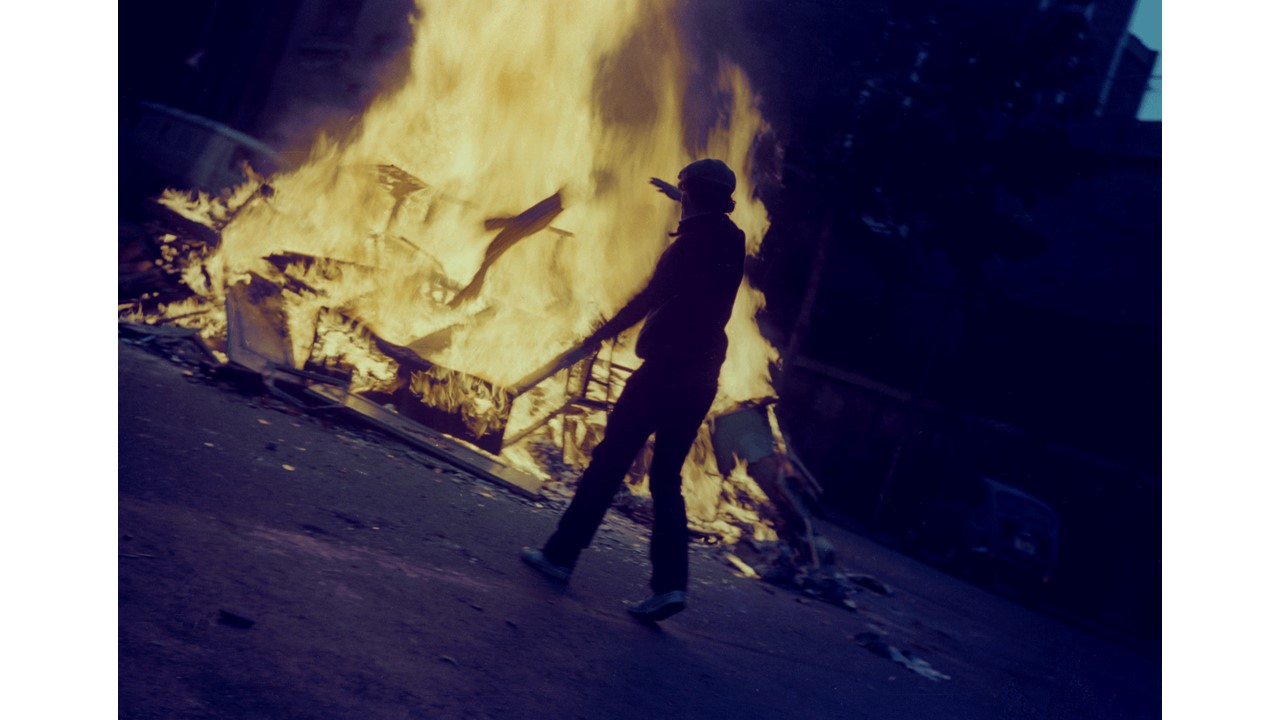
520, 547, 572, 582
627, 590, 686, 622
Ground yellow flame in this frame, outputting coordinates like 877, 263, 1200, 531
308, 311, 399, 394
408, 366, 511, 438
137, 0, 786, 542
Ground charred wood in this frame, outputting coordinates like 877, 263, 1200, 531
448, 190, 564, 307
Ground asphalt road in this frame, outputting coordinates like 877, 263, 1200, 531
118, 339, 1159, 719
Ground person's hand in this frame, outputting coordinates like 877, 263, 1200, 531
582, 314, 609, 347
649, 177, 681, 202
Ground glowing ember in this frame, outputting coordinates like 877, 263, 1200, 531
130, 0, 784, 542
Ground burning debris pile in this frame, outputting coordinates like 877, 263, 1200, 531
118, 1, 839, 572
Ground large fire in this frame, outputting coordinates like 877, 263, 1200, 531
124, 0, 784, 545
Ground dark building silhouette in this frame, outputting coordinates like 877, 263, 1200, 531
252, 0, 417, 155
691, 0, 1159, 645
120, 0, 416, 161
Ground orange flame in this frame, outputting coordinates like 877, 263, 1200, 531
139, 0, 783, 541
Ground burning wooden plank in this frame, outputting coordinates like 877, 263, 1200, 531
448, 190, 565, 307
220, 263, 518, 454
376, 164, 429, 200
510, 335, 602, 396
225, 273, 295, 375
143, 197, 223, 248
305, 383, 542, 499
205, 284, 540, 495
365, 331, 516, 455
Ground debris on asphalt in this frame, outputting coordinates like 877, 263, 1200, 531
722, 538, 887, 612
888, 646, 950, 682
854, 631, 950, 681
217, 610, 256, 629
726, 553, 761, 579
857, 632, 894, 658
118, 322, 222, 367
849, 574, 893, 596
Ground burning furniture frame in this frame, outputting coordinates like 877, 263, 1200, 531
125, 165, 802, 536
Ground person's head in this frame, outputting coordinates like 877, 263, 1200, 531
677, 158, 736, 215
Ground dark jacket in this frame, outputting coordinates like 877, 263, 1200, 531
634, 213, 745, 380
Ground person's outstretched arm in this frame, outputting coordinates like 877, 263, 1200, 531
510, 279, 658, 393
584, 282, 656, 345
649, 177, 681, 202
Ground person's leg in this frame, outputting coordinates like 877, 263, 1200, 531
645, 381, 718, 594
542, 369, 659, 566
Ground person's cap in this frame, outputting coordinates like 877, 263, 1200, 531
678, 158, 736, 195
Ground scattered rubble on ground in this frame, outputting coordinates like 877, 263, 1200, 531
855, 631, 951, 682
122, 322, 894, 629
715, 535, 891, 613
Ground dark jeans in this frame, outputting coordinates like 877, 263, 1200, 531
543, 361, 719, 593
